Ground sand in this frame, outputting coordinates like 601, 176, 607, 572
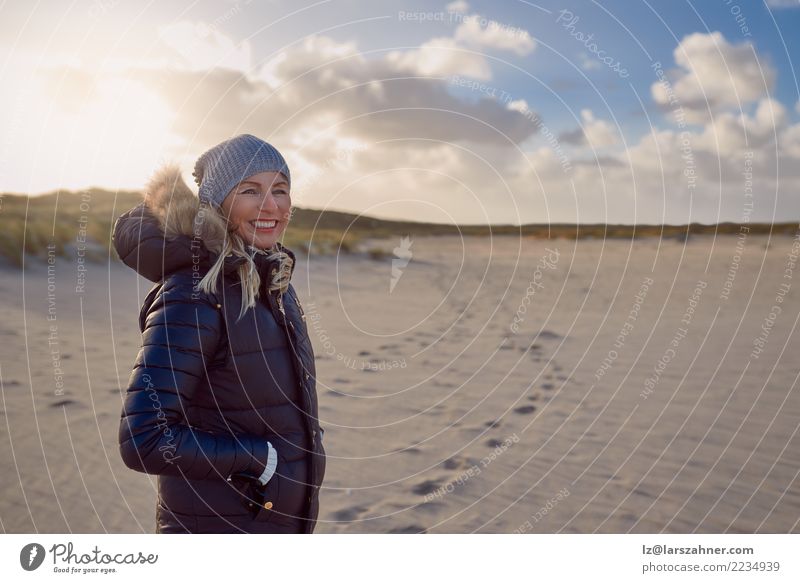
1, 233, 798, 533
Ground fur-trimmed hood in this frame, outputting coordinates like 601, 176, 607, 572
112, 164, 296, 285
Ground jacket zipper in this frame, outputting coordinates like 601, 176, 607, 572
274, 290, 316, 442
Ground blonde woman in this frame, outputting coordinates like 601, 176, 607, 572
113, 134, 326, 533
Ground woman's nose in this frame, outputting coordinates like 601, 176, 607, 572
259, 193, 279, 212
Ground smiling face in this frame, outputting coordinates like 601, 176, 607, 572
220, 171, 291, 250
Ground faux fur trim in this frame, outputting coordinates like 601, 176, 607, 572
142, 164, 227, 254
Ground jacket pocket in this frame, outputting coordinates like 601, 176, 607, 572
254, 452, 284, 523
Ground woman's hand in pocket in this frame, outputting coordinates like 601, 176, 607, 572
227, 441, 280, 519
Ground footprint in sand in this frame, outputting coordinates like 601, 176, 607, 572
412, 479, 445, 497
389, 525, 428, 534
514, 405, 536, 415
536, 330, 562, 340
441, 455, 474, 470
485, 438, 509, 448
433, 379, 456, 388
418, 499, 445, 514
50, 399, 80, 408
441, 457, 460, 470
391, 446, 422, 455
332, 505, 369, 522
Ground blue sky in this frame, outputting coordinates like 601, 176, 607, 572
172, 0, 800, 136
2, 0, 800, 224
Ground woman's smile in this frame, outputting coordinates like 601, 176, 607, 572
221, 170, 292, 250
251, 218, 278, 230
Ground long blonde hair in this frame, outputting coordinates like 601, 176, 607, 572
195, 203, 293, 320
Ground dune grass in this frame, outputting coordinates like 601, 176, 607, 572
0, 188, 796, 268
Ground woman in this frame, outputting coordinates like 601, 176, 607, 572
112, 134, 326, 534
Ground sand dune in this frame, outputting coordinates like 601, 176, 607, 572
1, 233, 798, 533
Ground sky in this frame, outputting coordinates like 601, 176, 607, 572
1, 0, 799, 225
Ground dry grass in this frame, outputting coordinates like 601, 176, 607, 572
1, 188, 796, 268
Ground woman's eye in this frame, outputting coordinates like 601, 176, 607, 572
237, 188, 288, 197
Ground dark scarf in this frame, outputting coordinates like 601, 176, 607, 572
215, 241, 295, 302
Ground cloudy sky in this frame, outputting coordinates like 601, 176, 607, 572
1, 0, 800, 225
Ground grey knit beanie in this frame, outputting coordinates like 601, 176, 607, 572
192, 134, 291, 208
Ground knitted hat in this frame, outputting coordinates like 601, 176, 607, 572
192, 134, 291, 208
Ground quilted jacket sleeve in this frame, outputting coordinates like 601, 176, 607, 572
118, 275, 270, 480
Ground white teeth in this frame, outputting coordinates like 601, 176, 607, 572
253, 220, 277, 228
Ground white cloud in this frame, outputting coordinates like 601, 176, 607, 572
651, 31, 775, 121
782, 123, 800, 158
387, 36, 492, 80
385, 11, 535, 79
579, 53, 602, 72
158, 21, 251, 73
559, 109, 620, 148
111, 31, 541, 208
506, 98, 530, 114
446, 0, 469, 13
453, 14, 536, 56
692, 97, 787, 156
582, 110, 619, 148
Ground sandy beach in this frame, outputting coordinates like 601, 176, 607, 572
1, 232, 798, 533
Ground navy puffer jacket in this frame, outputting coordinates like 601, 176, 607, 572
112, 167, 326, 533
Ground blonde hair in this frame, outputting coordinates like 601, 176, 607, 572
193, 201, 293, 321
143, 164, 293, 322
